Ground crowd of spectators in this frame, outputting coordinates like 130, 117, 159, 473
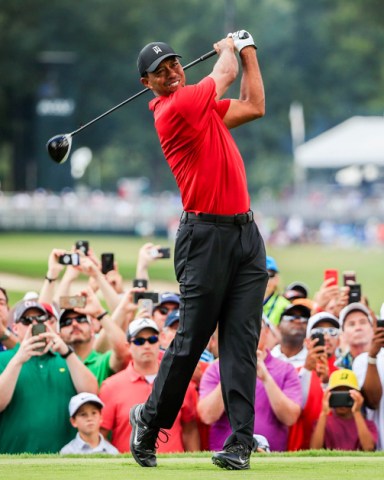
1, 243, 384, 455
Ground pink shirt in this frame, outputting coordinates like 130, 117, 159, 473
149, 77, 250, 215
99, 361, 197, 453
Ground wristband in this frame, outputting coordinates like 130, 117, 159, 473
96, 310, 109, 321
0, 328, 11, 342
368, 356, 377, 365
45, 275, 57, 283
61, 345, 75, 359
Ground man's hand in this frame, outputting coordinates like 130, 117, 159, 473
228, 30, 256, 52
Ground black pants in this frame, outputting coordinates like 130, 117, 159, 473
142, 212, 268, 448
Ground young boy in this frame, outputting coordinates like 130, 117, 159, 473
310, 369, 377, 451
60, 392, 119, 454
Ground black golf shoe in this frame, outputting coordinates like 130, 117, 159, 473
129, 403, 159, 467
212, 442, 252, 470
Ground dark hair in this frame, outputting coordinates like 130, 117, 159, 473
0, 287, 8, 304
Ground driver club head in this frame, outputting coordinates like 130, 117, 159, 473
46, 134, 72, 164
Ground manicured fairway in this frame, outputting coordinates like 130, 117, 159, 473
1, 453, 384, 480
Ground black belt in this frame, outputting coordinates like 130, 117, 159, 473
181, 210, 254, 225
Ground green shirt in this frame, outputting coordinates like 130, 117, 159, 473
263, 292, 291, 326
0, 345, 77, 454
83, 349, 113, 386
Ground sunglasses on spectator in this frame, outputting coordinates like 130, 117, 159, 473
268, 271, 277, 278
18, 314, 48, 325
60, 315, 89, 328
131, 335, 159, 346
311, 327, 339, 337
281, 315, 308, 323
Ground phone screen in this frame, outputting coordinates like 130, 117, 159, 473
324, 269, 338, 286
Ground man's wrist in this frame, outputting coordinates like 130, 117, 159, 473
60, 345, 75, 359
368, 356, 378, 365
96, 310, 109, 321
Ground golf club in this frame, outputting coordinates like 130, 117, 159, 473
47, 49, 217, 164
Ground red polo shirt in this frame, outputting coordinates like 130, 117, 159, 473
99, 361, 197, 453
149, 76, 250, 215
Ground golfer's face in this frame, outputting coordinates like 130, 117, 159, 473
142, 57, 185, 97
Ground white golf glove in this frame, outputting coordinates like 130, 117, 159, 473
228, 30, 256, 52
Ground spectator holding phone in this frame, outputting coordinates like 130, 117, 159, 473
335, 303, 374, 370
310, 369, 377, 451
263, 256, 291, 326
58, 287, 129, 385
353, 316, 384, 449
0, 299, 97, 453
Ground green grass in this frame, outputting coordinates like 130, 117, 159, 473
1, 452, 384, 480
0, 232, 383, 312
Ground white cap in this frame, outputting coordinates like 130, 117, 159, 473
339, 302, 373, 329
128, 317, 159, 338
306, 311, 340, 338
69, 392, 104, 417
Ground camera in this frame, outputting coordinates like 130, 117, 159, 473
101, 253, 114, 274
151, 247, 171, 259
348, 284, 361, 304
58, 253, 80, 266
59, 295, 87, 309
32, 323, 47, 352
133, 291, 159, 304
343, 270, 356, 286
329, 391, 354, 408
75, 240, 89, 256
133, 278, 148, 289
376, 319, 384, 329
311, 331, 325, 347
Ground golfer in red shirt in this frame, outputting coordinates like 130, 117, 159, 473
130, 30, 268, 470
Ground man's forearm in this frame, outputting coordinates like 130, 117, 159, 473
0, 356, 23, 412
239, 48, 265, 116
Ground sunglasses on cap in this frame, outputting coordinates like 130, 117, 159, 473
268, 271, 277, 278
281, 315, 308, 323
311, 327, 339, 337
18, 314, 48, 325
60, 315, 89, 328
131, 335, 159, 346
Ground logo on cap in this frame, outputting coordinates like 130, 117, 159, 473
153, 46, 162, 54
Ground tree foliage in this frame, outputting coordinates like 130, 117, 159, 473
0, 0, 383, 193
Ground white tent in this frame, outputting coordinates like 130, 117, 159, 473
295, 116, 384, 169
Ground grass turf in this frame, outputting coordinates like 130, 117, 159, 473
1, 452, 384, 480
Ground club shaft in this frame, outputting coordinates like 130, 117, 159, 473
70, 49, 216, 137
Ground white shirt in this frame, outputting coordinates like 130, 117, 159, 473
60, 433, 119, 455
353, 349, 384, 450
270, 344, 308, 370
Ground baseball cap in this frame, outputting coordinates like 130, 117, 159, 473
137, 42, 182, 77
284, 281, 309, 299
156, 292, 180, 308
128, 317, 160, 338
14, 300, 48, 323
280, 303, 311, 321
165, 309, 180, 328
339, 302, 373, 329
306, 311, 340, 338
69, 392, 104, 417
266, 256, 279, 272
41, 302, 59, 319
329, 369, 360, 391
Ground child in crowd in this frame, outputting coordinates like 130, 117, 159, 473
60, 393, 119, 455
310, 369, 377, 451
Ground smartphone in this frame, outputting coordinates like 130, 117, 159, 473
58, 253, 80, 266
343, 270, 356, 286
59, 295, 87, 309
329, 391, 354, 408
76, 240, 89, 256
32, 323, 47, 352
348, 284, 361, 304
376, 319, 384, 329
137, 298, 154, 313
133, 278, 148, 289
151, 247, 171, 259
133, 291, 159, 304
324, 269, 338, 286
311, 331, 325, 347
101, 253, 114, 274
